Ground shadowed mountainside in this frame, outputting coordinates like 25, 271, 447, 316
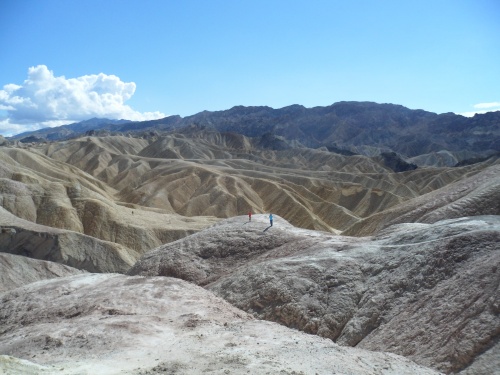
0, 253, 85, 293
9, 102, 500, 164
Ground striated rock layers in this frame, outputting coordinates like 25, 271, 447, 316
0, 146, 217, 272
0, 273, 440, 375
0, 206, 139, 273
129, 214, 500, 374
2, 134, 497, 239
1, 123, 499, 374
343, 162, 500, 236
38, 134, 499, 233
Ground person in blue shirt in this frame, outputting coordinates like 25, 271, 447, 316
269, 213, 273, 226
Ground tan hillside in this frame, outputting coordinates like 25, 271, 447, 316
0, 206, 139, 273
343, 161, 500, 236
36, 133, 498, 232
0, 147, 218, 265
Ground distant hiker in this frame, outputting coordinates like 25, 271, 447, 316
269, 213, 273, 227
248, 211, 252, 221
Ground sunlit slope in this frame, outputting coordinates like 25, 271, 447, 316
0, 206, 138, 273
343, 160, 500, 236
40, 133, 499, 232
0, 147, 217, 258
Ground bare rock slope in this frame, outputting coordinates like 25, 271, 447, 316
0, 147, 218, 272
0, 273, 440, 375
0, 206, 138, 273
129, 214, 500, 374
0, 253, 85, 293
39, 134, 498, 233
344, 162, 500, 236
12, 102, 500, 163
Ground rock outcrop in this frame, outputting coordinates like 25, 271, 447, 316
12, 102, 499, 163
0, 273, 440, 375
1, 112, 499, 374
129, 214, 500, 374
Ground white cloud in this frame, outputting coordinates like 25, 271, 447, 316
0, 65, 166, 136
459, 101, 500, 117
473, 102, 500, 109
0, 118, 38, 137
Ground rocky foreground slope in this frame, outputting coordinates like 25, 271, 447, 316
0, 273, 440, 375
129, 214, 500, 374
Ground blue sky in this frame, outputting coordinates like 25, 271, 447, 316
1, 0, 499, 136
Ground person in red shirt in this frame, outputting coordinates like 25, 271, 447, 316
248, 211, 252, 222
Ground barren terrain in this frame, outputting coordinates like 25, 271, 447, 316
1, 115, 499, 374
129, 214, 500, 374
0, 273, 441, 375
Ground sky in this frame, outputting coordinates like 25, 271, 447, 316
0, 0, 499, 137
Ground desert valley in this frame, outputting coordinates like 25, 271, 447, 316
0, 102, 499, 374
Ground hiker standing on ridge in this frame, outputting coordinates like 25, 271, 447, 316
248, 210, 252, 222
269, 213, 273, 227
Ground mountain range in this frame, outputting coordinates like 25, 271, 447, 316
9, 101, 500, 166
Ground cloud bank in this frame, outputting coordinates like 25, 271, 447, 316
0, 65, 165, 136
460, 101, 500, 117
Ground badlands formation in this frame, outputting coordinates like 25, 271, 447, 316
130, 214, 500, 374
0, 119, 499, 375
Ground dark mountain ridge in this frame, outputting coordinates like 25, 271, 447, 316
11, 118, 131, 142
8, 101, 500, 162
